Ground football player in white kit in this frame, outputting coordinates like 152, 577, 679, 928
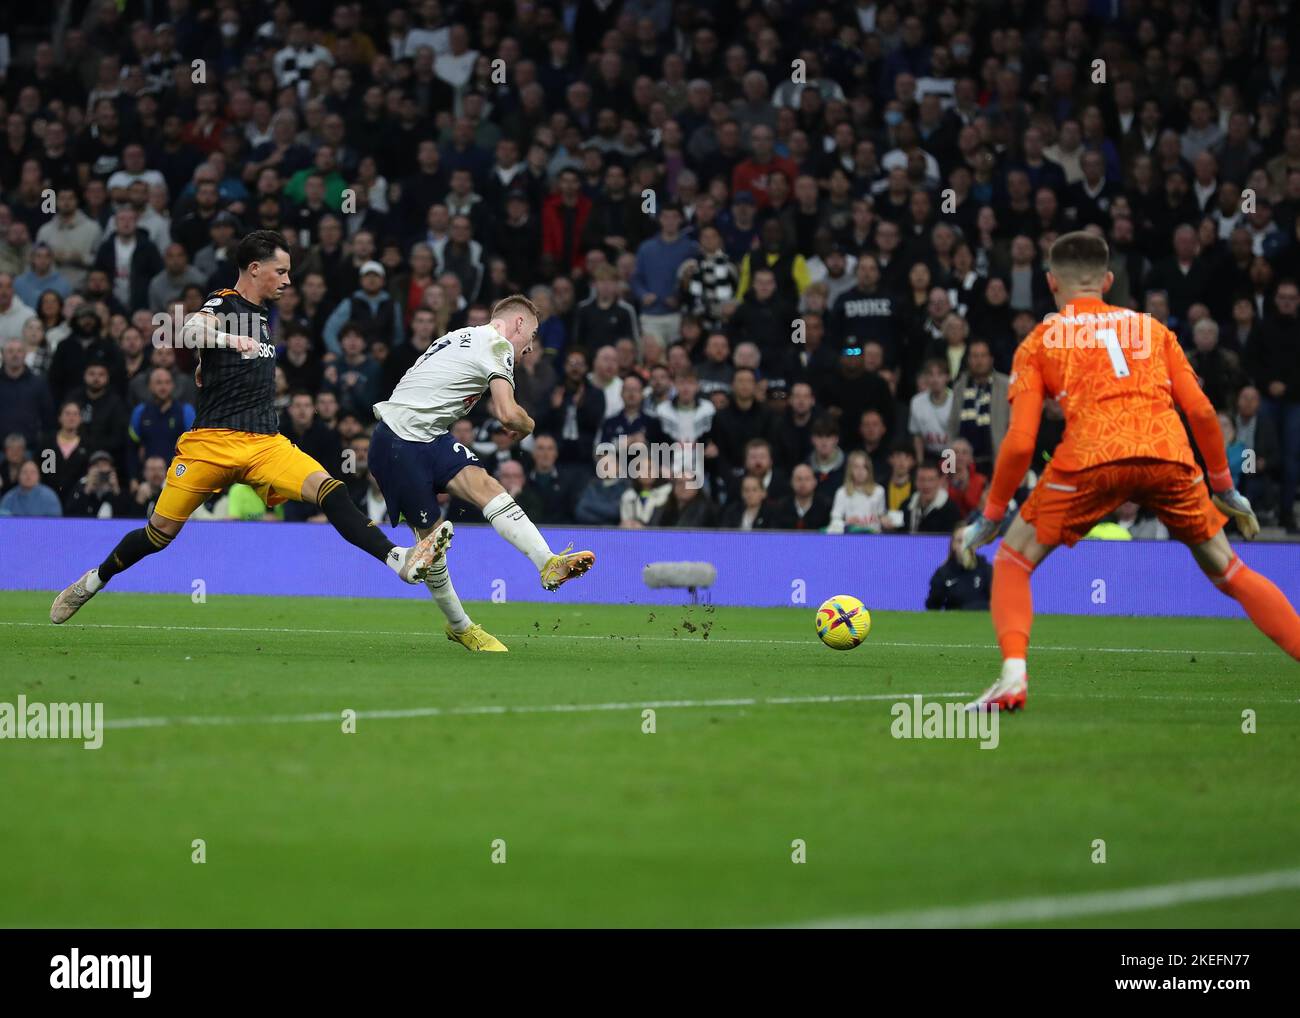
370, 294, 596, 651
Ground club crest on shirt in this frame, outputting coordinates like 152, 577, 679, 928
175, 464, 187, 477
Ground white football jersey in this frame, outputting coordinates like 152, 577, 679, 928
373, 325, 515, 441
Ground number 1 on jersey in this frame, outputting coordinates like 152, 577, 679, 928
1097, 327, 1130, 379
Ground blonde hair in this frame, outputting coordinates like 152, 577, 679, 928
842, 450, 878, 497
490, 294, 541, 322
421, 283, 452, 335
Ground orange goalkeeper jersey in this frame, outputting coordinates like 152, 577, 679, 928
1008, 296, 1201, 472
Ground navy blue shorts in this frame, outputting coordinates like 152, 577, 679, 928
369, 421, 481, 528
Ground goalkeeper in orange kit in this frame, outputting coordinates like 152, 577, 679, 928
961, 231, 1300, 711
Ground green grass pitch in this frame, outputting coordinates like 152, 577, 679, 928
2, 589, 1298, 928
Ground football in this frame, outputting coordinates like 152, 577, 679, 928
815, 595, 871, 650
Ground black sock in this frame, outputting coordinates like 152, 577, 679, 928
318, 478, 397, 564
98, 523, 174, 584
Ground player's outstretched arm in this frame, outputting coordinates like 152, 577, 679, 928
961, 386, 1044, 564
180, 311, 260, 356
1170, 351, 1259, 538
489, 376, 534, 437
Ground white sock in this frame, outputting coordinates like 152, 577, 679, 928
1001, 658, 1027, 683
84, 568, 104, 593
425, 558, 472, 632
385, 545, 409, 577
482, 492, 552, 570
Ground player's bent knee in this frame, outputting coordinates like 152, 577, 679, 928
448, 465, 502, 508
1002, 515, 1052, 566
1190, 531, 1233, 578
301, 470, 331, 504
149, 512, 184, 538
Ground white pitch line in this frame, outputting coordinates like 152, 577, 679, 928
101, 690, 973, 731
793, 866, 1300, 928
0, 620, 1271, 657
1050, 692, 1300, 704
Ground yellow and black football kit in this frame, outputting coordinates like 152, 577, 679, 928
57, 285, 424, 613
153, 288, 327, 521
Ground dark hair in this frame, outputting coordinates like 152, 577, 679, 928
236, 230, 289, 269
1048, 230, 1110, 278
811, 415, 839, 438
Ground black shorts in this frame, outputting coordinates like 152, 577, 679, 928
369, 421, 481, 528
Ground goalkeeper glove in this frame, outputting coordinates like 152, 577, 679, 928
959, 512, 1000, 568
1211, 487, 1260, 540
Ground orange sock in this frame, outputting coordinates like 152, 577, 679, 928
992, 544, 1035, 660
1212, 555, 1300, 661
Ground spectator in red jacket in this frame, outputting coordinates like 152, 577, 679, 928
180, 90, 229, 156
946, 437, 987, 518
542, 168, 592, 274
731, 124, 798, 211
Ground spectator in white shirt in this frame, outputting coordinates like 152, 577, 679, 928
36, 189, 103, 291
106, 144, 166, 208
393, 1, 451, 58
909, 357, 953, 460
588, 344, 624, 419
435, 23, 478, 90
1116, 501, 1170, 540
274, 23, 334, 97
655, 371, 714, 443
0, 273, 36, 342
138, 182, 173, 254
827, 450, 887, 533
619, 450, 673, 527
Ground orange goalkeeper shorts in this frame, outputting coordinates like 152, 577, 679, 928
1019, 458, 1227, 547
153, 428, 326, 522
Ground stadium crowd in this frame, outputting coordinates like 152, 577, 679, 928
0, 0, 1297, 548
